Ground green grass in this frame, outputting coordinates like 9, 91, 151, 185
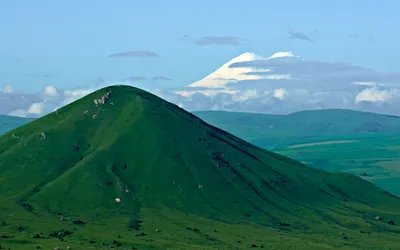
274, 135, 400, 197
1, 86, 400, 249
196, 111, 400, 197
2, 207, 399, 250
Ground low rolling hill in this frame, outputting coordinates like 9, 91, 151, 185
194, 110, 400, 149
196, 110, 400, 197
0, 86, 399, 249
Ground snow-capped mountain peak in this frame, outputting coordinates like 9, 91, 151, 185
268, 51, 296, 59
186, 52, 293, 89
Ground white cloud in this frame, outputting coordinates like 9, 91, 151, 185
27, 102, 45, 114
354, 87, 396, 103
173, 89, 239, 98
8, 102, 45, 117
231, 89, 259, 102
6, 87, 94, 117
353, 82, 377, 87
262, 74, 292, 80
43, 85, 59, 97
273, 88, 288, 100
1, 84, 13, 94
63, 89, 93, 105
7, 109, 28, 117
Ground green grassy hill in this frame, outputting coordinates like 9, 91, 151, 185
1, 86, 399, 249
195, 110, 400, 197
0, 115, 34, 136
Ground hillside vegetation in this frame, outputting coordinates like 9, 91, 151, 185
0, 86, 399, 249
196, 111, 400, 197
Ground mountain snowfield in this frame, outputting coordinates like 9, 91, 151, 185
174, 51, 295, 99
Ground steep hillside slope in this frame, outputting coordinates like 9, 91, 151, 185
1, 86, 399, 249
0, 115, 34, 136
195, 110, 400, 197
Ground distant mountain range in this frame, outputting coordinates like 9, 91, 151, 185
0, 115, 34, 136
195, 109, 400, 149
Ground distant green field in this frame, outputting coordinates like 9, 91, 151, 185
196, 110, 400, 196
274, 134, 400, 196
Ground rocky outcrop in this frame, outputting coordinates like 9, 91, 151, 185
92, 91, 112, 119
94, 91, 112, 105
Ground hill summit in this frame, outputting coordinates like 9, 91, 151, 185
0, 85, 399, 249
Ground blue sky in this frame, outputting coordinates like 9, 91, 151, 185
1, 0, 400, 117
1, 0, 399, 92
